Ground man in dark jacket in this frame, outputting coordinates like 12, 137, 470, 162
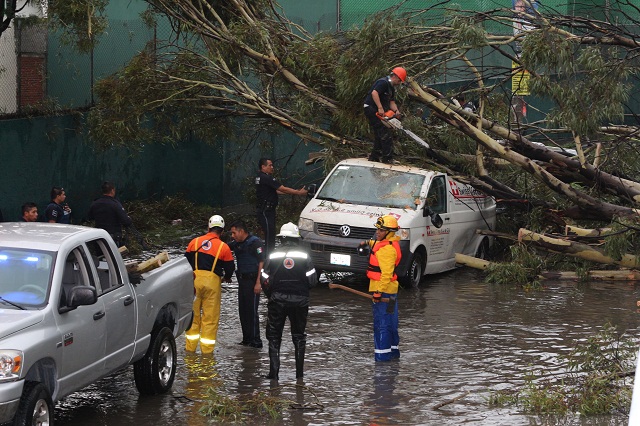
229, 220, 265, 348
260, 222, 317, 381
87, 182, 132, 246
363, 66, 407, 163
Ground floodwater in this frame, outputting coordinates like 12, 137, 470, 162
56, 269, 640, 425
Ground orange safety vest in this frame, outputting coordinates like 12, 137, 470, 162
366, 240, 401, 282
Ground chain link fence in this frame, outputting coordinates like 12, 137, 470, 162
1, 0, 637, 118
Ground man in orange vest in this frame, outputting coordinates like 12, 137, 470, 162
184, 215, 235, 354
360, 214, 401, 361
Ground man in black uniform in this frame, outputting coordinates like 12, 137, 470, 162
87, 182, 132, 247
229, 220, 265, 348
45, 187, 71, 223
255, 157, 308, 252
363, 66, 407, 163
260, 222, 317, 381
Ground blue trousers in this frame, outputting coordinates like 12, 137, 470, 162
372, 293, 399, 362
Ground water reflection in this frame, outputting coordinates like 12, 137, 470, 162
56, 269, 639, 425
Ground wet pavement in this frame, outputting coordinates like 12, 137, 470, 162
56, 269, 640, 425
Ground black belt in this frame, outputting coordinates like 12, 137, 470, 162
237, 272, 258, 280
257, 201, 277, 211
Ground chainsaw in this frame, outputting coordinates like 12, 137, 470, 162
376, 110, 430, 149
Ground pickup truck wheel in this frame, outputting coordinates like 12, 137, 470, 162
13, 381, 53, 426
401, 252, 425, 288
134, 327, 176, 395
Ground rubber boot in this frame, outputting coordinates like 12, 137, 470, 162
266, 339, 280, 380
294, 340, 306, 379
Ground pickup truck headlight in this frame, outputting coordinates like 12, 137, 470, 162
0, 350, 23, 382
396, 228, 410, 241
298, 217, 314, 232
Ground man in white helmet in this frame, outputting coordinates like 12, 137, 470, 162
184, 215, 235, 354
260, 222, 317, 381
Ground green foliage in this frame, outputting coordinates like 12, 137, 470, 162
602, 218, 640, 263
199, 385, 290, 423
485, 243, 542, 288
48, 0, 109, 53
490, 323, 637, 415
522, 31, 630, 136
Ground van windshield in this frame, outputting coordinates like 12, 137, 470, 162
316, 165, 425, 209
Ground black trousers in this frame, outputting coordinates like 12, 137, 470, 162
266, 293, 309, 345
364, 107, 394, 162
237, 274, 262, 345
256, 208, 276, 253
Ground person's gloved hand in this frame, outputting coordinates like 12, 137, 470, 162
357, 241, 370, 257
372, 292, 382, 303
386, 295, 397, 313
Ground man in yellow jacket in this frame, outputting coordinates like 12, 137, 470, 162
360, 214, 401, 361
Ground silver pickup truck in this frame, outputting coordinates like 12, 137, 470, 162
0, 223, 194, 425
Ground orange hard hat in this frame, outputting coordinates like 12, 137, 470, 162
391, 67, 407, 82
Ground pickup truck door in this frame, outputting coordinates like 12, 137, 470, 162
86, 239, 137, 372
55, 246, 107, 397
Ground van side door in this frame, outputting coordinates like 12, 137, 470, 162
86, 238, 137, 372
423, 175, 451, 268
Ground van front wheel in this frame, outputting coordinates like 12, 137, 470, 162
401, 252, 425, 288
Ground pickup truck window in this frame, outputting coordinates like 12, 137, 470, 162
86, 238, 124, 293
0, 249, 54, 307
59, 247, 96, 308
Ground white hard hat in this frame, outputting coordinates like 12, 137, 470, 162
277, 222, 300, 238
208, 215, 225, 229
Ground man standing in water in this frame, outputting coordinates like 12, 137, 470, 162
359, 214, 401, 361
184, 215, 235, 354
229, 220, 265, 349
261, 223, 317, 380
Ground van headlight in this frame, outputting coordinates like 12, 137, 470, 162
396, 228, 410, 240
0, 350, 23, 382
298, 217, 314, 232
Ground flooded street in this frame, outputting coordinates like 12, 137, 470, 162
56, 269, 640, 425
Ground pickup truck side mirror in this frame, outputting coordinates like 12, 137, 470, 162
423, 206, 444, 228
59, 287, 98, 313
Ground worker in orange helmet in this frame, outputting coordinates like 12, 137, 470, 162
363, 67, 407, 164
358, 214, 402, 361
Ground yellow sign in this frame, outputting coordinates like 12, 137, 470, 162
512, 61, 530, 96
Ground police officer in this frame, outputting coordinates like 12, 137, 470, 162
260, 222, 317, 380
359, 215, 402, 362
229, 220, 265, 348
184, 215, 235, 354
255, 158, 308, 253
45, 187, 71, 223
363, 67, 406, 163
87, 182, 132, 247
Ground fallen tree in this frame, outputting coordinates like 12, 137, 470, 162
44, 0, 640, 269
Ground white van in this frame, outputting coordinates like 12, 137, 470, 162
297, 158, 496, 286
